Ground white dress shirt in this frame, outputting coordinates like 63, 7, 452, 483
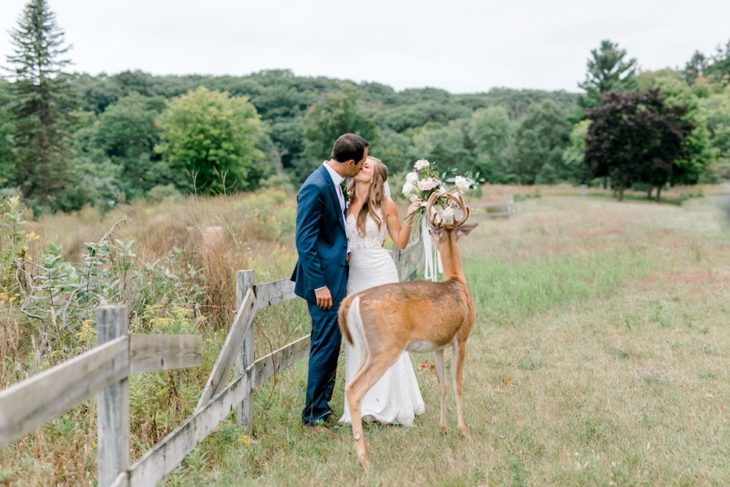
322, 162, 346, 212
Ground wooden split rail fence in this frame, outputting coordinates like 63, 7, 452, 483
482, 195, 515, 218
0, 240, 422, 486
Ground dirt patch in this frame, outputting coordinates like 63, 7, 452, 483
656, 270, 730, 285
632, 270, 730, 292
575, 227, 625, 239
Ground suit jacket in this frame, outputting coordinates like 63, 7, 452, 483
291, 164, 349, 306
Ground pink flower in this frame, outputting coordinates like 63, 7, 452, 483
414, 159, 430, 171
418, 177, 440, 191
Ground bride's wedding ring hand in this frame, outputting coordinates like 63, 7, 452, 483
315, 287, 333, 310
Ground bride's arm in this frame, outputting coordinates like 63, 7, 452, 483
384, 198, 420, 250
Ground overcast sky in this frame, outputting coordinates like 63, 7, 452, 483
1, 0, 728, 93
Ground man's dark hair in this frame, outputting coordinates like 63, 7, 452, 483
331, 133, 369, 163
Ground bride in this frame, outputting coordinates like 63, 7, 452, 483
339, 156, 425, 426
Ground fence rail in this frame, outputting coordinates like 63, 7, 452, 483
0, 238, 422, 486
482, 195, 515, 218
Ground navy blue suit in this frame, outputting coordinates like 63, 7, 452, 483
291, 164, 349, 424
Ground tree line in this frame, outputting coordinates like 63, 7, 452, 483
1, 0, 729, 213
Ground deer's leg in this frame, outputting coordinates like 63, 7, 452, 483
345, 349, 401, 469
433, 349, 448, 434
452, 337, 468, 437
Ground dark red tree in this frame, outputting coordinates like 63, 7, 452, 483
584, 90, 693, 201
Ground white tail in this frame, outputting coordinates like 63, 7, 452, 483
338, 190, 477, 468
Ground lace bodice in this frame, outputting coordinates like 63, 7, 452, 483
346, 208, 387, 252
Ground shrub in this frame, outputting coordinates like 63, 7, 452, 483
146, 184, 183, 204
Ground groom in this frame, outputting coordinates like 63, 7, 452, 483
291, 133, 369, 426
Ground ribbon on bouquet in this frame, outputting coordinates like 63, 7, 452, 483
421, 217, 443, 282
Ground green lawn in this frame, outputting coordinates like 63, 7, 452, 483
162, 195, 730, 486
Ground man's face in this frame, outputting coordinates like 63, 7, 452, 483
347, 147, 368, 177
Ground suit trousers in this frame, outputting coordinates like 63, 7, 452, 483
301, 302, 342, 424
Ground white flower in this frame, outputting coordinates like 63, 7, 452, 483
414, 159, 430, 171
454, 176, 474, 193
408, 193, 421, 203
405, 171, 418, 183
441, 206, 455, 223
418, 177, 440, 191
401, 181, 416, 197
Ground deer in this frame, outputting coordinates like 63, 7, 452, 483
337, 190, 477, 468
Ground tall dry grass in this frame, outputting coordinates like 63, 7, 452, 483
24, 190, 296, 324
0, 189, 299, 486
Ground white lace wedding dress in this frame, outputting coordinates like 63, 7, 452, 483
339, 208, 426, 426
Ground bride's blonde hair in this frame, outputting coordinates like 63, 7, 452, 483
349, 156, 388, 237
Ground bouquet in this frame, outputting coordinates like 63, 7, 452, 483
401, 159, 478, 216
401, 159, 480, 281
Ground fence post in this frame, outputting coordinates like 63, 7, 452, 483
96, 305, 129, 487
235, 269, 255, 431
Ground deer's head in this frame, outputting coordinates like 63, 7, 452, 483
426, 190, 478, 247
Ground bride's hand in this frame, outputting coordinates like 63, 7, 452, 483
406, 200, 423, 218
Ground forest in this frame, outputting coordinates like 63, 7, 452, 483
1, 0, 729, 213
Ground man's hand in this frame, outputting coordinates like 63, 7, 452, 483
315, 287, 333, 310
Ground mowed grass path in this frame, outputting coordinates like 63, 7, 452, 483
167, 196, 730, 487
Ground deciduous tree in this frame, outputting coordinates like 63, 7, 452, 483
467, 106, 513, 183
512, 101, 571, 184
585, 90, 693, 201
300, 85, 377, 180
157, 86, 269, 194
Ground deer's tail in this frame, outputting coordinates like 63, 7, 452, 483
337, 294, 359, 346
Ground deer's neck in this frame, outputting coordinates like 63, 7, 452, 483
440, 234, 466, 284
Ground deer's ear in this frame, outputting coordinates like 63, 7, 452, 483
457, 223, 478, 238
428, 227, 444, 241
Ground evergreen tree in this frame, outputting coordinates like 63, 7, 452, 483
5, 0, 75, 209
578, 40, 638, 111
706, 39, 730, 85
683, 50, 708, 85
0, 81, 15, 187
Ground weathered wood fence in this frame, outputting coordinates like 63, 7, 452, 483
482, 195, 515, 218
0, 240, 422, 486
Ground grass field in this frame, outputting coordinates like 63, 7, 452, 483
2, 191, 730, 486
163, 194, 730, 486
